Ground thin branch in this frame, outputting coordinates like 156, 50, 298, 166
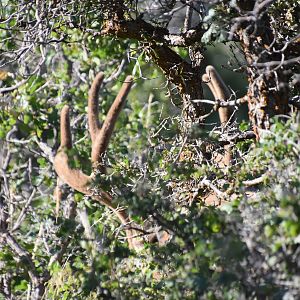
103, 57, 128, 84
12, 188, 37, 232
201, 179, 229, 200
6, 126, 32, 145
34, 138, 54, 163
243, 175, 267, 186
253, 56, 300, 68
0, 78, 28, 94
192, 96, 248, 107
218, 130, 256, 145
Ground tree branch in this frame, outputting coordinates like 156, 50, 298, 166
218, 131, 256, 145
100, 17, 205, 47
0, 231, 48, 285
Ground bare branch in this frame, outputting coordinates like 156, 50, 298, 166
201, 179, 229, 200
254, 56, 300, 68
11, 188, 37, 232
100, 16, 205, 47
243, 175, 267, 186
192, 96, 248, 107
0, 79, 28, 94
219, 131, 256, 145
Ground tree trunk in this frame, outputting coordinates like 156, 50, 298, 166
149, 43, 205, 125
236, 0, 290, 138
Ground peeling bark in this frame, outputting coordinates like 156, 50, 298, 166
235, 1, 290, 137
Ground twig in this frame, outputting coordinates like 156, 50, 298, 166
34, 138, 54, 163
103, 57, 128, 83
12, 188, 37, 232
243, 175, 267, 186
0, 78, 28, 94
218, 131, 256, 145
6, 126, 32, 145
192, 96, 248, 108
201, 178, 228, 200
254, 56, 300, 68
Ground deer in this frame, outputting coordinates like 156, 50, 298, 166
53, 66, 234, 251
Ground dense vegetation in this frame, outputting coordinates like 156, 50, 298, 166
0, 1, 299, 299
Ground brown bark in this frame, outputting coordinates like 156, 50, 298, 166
235, 1, 290, 137
101, 17, 205, 47
99, 7, 206, 123
148, 44, 205, 121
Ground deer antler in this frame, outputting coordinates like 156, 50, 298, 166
202, 65, 233, 125
54, 74, 143, 250
202, 65, 234, 166
90, 74, 133, 165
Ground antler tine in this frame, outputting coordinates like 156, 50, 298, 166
91, 75, 133, 165
204, 66, 233, 125
202, 73, 218, 100
203, 66, 233, 166
60, 106, 72, 149
54, 105, 91, 194
88, 72, 105, 143
54, 80, 144, 250
55, 105, 115, 204
205, 66, 231, 101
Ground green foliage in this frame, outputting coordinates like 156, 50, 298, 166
1, 1, 300, 299
3, 86, 300, 298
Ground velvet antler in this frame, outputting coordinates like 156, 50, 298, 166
202, 65, 234, 166
54, 74, 143, 250
202, 65, 233, 125
91, 75, 133, 165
